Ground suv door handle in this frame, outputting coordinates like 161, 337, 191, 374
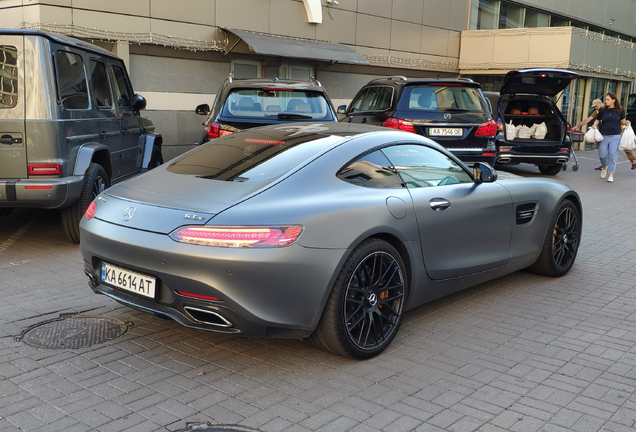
429, 198, 451, 211
0, 135, 22, 145
122, 128, 129, 135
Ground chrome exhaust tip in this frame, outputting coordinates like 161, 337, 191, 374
184, 306, 233, 328
84, 270, 99, 289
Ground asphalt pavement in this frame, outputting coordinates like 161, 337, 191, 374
1, 149, 636, 432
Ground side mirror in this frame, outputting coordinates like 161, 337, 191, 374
195, 103, 210, 115
337, 105, 347, 114
132, 94, 147, 111
473, 162, 497, 184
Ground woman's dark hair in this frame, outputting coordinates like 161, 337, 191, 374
607, 92, 623, 114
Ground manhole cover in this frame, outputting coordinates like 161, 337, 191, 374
20, 317, 130, 349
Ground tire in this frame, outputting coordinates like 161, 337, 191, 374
538, 164, 563, 175
62, 163, 109, 244
310, 239, 407, 359
148, 145, 163, 169
529, 200, 580, 277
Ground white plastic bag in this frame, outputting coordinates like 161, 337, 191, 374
505, 121, 516, 140
533, 122, 547, 139
517, 125, 532, 139
584, 127, 603, 143
619, 125, 636, 150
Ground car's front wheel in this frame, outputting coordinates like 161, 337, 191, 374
310, 239, 407, 359
538, 164, 563, 175
62, 163, 109, 244
529, 199, 580, 277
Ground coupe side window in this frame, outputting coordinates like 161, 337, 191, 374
55, 51, 89, 109
337, 150, 404, 188
381, 145, 473, 188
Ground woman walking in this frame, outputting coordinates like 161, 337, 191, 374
593, 92, 630, 183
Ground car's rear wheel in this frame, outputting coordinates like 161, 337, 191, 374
148, 145, 163, 169
310, 239, 407, 359
62, 163, 109, 244
529, 199, 580, 277
538, 164, 563, 175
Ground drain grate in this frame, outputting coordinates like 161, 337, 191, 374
20, 317, 131, 349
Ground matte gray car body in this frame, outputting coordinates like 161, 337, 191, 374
80, 123, 582, 358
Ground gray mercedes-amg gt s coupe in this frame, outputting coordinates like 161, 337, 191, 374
80, 122, 581, 359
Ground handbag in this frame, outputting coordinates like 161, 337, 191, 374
619, 125, 636, 151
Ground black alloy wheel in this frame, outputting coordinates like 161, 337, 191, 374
345, 251, 405, 351
310, 239, 407, 359
551, 205, 579, 271
529, 199, 580, 277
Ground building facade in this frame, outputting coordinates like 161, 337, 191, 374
1, 0, 635, 158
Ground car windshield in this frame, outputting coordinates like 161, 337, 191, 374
398, 85, 488, 113
167, 126, 341, 182
220, 88, 334, 120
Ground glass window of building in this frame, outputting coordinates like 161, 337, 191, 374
550, 16, 570, 27
470, 0, 499, 30
499, 3, 524, 29
232, 60, 261, 79
525, 9, 550, 28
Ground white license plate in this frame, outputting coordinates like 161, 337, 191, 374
429, 128, 463, 137
101, 262, 156, 298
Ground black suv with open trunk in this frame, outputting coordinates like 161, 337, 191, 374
486, 69, 578, 175
338, 76, 497, 166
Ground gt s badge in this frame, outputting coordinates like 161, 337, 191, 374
184, 213, 205, 221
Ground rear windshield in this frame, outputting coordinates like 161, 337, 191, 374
0, 45, 18, 108
398, 85, 488, 113
167, 127, 341, 182
219, 88, 334, 121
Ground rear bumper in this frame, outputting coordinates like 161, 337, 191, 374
80, 217, 348, 338
0, 176, 84, 208
496, 153, 570, 166
448, 148, 497, 166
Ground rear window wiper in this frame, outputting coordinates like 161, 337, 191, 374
278, 113, 312, 120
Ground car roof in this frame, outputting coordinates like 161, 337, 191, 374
225, 78, 328, 91
363, 76, 480, 88
0, 28, 122, 60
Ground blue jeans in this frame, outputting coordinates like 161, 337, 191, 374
598, 134, 621, 174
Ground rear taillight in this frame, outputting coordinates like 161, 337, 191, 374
85, 201, 96, 220
27, 163, 62, 175
474, 120, 497, 137
496, 119, 504, 132
382, 117, 416, 133
205, 123, 233, 140
559, 148, 570, 152
567, 124, 573, 132
169, 225, 304, 248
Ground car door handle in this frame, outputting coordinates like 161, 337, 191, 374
361, 117, 367, 123
0, 135, 22, 145
429, 198, 451, 211
122, 128, 129, 135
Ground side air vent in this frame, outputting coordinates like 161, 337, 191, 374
516, 203, 537, 225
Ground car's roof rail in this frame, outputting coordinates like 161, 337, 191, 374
369, 76, 408, 84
